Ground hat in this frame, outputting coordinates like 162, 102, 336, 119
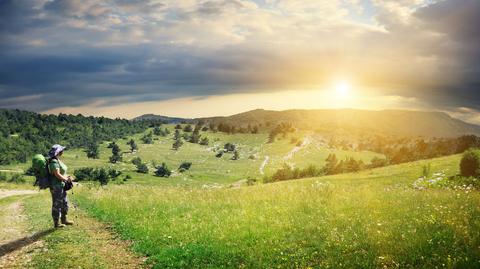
48, 144, 66, 158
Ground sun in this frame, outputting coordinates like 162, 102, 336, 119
334, 80, 351, 97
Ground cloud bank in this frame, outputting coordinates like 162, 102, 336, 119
0, 0, 479, 121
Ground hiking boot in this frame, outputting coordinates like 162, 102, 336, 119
54, 219, 66, 228
61, 216, 74, 225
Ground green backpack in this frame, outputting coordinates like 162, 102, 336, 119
32, 154, 51, 189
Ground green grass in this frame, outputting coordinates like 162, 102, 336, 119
0, 125, 382, 187
73, 154, 480, 268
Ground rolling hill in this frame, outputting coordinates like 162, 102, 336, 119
135, 109, 480, 138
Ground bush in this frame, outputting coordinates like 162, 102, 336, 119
155, 163, 171, 177
0, 172, 7, 181
136, 163, 149, 174
73, 167, 122, 185
224, 143, 236, 152
178, 162, 192, 172
460, 149, 480, 177
131, 157, 142, 166
231, 150, 240, 160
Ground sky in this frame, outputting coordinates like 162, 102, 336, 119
0, 0, 479, 123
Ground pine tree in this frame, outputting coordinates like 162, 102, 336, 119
172, 139, 183, 150
86, 142, 99, 159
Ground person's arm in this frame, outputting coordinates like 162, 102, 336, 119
53, 168, 69, 182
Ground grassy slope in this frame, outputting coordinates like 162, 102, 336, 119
0, 125, 382, 186
73, 154, 480, 268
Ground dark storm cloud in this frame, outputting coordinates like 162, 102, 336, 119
412, 0, 480, 109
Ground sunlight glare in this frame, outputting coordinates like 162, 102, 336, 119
335, 80, 351, 97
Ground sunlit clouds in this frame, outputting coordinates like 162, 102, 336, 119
1, 0, 479, 122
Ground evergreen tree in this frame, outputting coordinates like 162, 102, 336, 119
109, 143, 122, 163
86, 142, 99, 159
172, 139, 183, 150
129, 139, 138, 152
155, 162, 171, 177
174, 129, 181, 140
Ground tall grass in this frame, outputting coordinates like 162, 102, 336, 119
74, 155, 480, 268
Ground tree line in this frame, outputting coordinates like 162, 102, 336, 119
0, 109, 160, 165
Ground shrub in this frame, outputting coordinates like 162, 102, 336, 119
460, 149, 480, 177
224, 143, 236, 152
136, 163, 149, 174
199, 137, 209, 145
155, 163, 171, 177
183, 125, 193, 132
231, 150, 240, 160
215, 151, 223, 158
131, 157, 142, 166
73, 167, 122, 185
178, 162, 192, 172
369, 156, 389, 168
0, 172, 7, 181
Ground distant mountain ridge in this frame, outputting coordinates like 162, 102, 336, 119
133, 114, 192, 123
134, 109, 480, 138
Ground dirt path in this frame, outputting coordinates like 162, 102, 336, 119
283, 136, 311, 161
0, 192, 147, 268
0, 198, 43, 268
0, 170, 23, 173
259, 156, 269, 175
0, 189, 38, 200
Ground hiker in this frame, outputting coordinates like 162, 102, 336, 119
48, 144, 75, 228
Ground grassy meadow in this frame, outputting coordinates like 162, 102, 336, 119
1, 125, 382, 186
71, 154, 480, 268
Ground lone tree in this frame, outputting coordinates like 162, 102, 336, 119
127, 139, 138, 152
189, 125, 201, 143
86, 142, 100, 159
174, 129, 181, 141
172, 139, 183, 150
155, 162, 171, 177
109, 143, 122, 163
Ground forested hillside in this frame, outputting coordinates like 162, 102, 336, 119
0, 109, 156, 165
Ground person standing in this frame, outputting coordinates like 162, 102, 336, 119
48, 144, 75, 228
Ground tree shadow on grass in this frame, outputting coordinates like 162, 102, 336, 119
0, 228, 55, 257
